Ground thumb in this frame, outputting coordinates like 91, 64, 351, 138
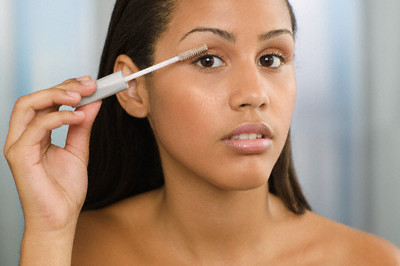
64, 101, 102, 163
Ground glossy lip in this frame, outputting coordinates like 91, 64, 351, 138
222, 123, 273, 155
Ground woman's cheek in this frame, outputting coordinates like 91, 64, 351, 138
148, 83, 215, 149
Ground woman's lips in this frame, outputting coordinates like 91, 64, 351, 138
222, 123, 273, 154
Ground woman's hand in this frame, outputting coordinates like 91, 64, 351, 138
3, 76, 101, 265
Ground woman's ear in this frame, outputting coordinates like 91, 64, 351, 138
114, 55, 149, 118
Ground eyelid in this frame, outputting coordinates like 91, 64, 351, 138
261, 50, 287, 62
191, 50, 227, 70
191, 50, 225, 63
257, 48, 291, 70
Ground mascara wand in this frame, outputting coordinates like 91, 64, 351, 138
75, 44, 208, 107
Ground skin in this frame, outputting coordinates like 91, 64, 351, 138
4, 0, 400, 265
147, 1, 296, 193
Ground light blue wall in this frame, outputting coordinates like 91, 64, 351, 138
291, 0, 400, 246
291, 0, 366, 226
1, 1, 22, 265
365, 0, 400, 246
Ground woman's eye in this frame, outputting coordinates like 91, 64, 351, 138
195, 55, 225, 68
258, 54, 283, 68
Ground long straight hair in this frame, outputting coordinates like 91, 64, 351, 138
83, 0, 311, 214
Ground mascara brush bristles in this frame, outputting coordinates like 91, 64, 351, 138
179, 44, 208, 61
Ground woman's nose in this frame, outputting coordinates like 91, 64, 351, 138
228, 67, 269, 111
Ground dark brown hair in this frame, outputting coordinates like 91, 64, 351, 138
83, 0, 311, 214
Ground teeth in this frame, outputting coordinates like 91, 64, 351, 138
250, 133, 259, 140
239, 134, 248, 140
230, 133, 263, 140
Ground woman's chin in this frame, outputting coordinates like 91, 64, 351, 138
208, 173, 270, 192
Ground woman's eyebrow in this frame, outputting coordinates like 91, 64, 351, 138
179, 27, 236, 42
179, 27, 293, 43
258, 29, 294, 41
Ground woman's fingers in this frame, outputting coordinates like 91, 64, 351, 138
6, 89, 79, 148
5, 110, 86, 165
4, 78, 96, 154
59, 76, 97, 97
65, 101, 102, 163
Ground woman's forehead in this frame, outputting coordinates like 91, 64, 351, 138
168, 0, 292, 39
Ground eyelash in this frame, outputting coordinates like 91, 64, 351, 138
191, 51, 287, 70
191, 52, 226, 71
258, 52, 287, 69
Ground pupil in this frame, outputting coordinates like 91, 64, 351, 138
201, 57, 214, 67
261, 55, 274, 67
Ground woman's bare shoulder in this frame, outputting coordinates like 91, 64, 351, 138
304, 211, 400, 265
72, 207, 121, 265
72, 190, 162, 265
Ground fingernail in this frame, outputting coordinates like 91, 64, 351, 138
77, 75, 91, 81
80, 80, 95, 86
74, 111, 85, 117
66, 91, 80, 98
77, 76, 95, 86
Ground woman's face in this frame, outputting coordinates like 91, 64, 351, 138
146, 0, 296, 190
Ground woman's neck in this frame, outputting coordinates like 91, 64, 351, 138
155, 176, 279, 261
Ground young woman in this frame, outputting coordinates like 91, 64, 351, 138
4, 0, 400, 265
